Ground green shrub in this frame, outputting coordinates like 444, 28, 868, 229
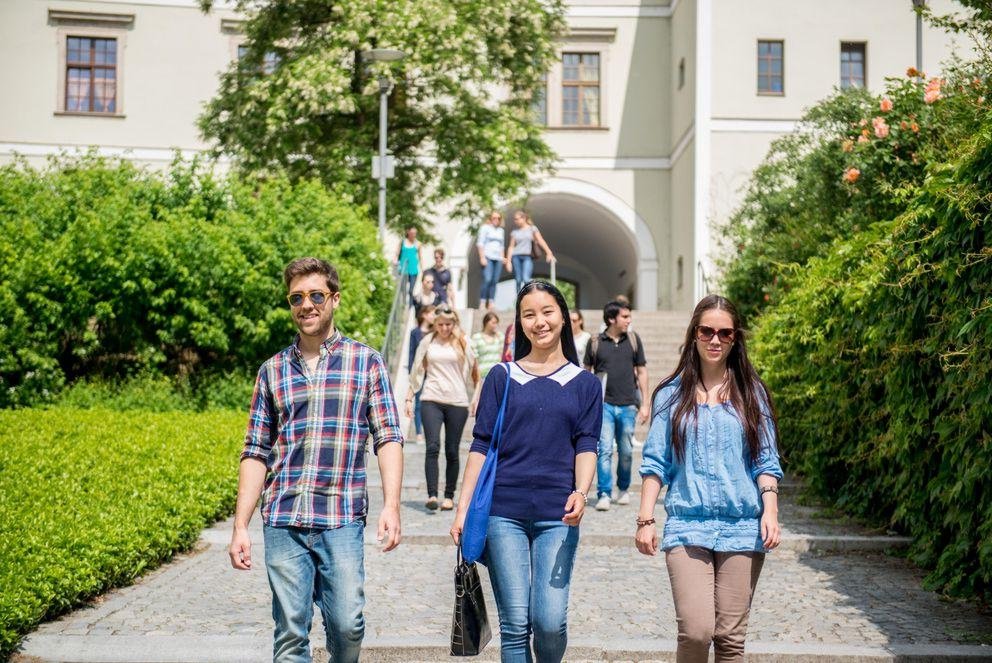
53, 370, 254, 412
0, 155, 394, 408
0, 408, 245, 659
751, 114, 992, 599
720, 68, 992, 323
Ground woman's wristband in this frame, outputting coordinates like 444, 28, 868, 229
759, 485, 779, 495
636, 517, 656, 527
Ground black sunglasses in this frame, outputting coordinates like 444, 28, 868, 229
695, 325, 736, 344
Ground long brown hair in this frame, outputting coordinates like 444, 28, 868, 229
651, 294, 778, 463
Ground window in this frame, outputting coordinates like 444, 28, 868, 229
757, 40, 784, 95
531, 73, 547, 125
840, 42, 866, 89
65, 37, 118, 113
562, 52, 600, 126
237, 44, 280, 74
678, 58, 686, 90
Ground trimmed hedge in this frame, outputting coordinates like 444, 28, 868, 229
750, 117, 992, 599
0, 408, 245, 658
0, 155, 394, 408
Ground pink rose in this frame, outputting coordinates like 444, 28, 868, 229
872, 116, 889, 138
879, 97, 893, 112
924, 78, 943, 104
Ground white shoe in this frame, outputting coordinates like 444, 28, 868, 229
595, 495, 611, 511
616, 491, 630, 505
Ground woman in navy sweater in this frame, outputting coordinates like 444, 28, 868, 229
451, 281, 602, 663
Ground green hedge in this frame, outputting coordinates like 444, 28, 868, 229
750, 116, 992, 599
0, 155, 394, 408
0, 408, 245, 659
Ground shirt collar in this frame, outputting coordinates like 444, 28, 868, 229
292, 329, 342, 358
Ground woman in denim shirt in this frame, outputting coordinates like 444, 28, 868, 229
636, 294, 783, 663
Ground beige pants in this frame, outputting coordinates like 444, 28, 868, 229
665, 546, 765, 663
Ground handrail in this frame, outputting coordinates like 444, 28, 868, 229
696, 261, 712, 297
379, 267, 409, 375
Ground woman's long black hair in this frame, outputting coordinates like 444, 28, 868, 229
512, 281, 580, 366
651, 294, 779, 463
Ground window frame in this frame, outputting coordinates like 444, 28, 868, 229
840, 41, 867, 90
756, 39, 785, 97
560, 51, 602, 128
55, 25, 127, 117
541, 28, 613, 131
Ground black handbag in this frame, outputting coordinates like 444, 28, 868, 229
451, 545, 492, 656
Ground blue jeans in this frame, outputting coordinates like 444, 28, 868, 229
483, 516, 579, 663
406, 273, 418, 308
597, 403, 636, 498
511, 254, 533, 293
480, 258, 502, 302
263, 521, 365, 663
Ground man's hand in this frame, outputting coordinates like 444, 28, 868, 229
377, 504, 401, 552
562, 492, 586, 527
637, 404, 650, 426
229, 526, 253, 570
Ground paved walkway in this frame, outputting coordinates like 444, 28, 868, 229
15, 443, 992, 662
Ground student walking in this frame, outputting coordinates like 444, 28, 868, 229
230, 257, 403, 663
407, 304, 437, 444
451, 280, 602, 663
636, 294, 782, 663
423, 247, 455, 304
407, 305, 480, 511
583, 300, 649, 511
397, 227, 422, 307
505, 210, 555, 293
471, 311, 504, 379
477, 211, 506, 310
412, 272, 441, 315
570, 309, 591, 360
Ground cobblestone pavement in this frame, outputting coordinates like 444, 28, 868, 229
17, 444, 992, 662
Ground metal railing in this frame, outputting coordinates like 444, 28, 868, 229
697, 261, 712, 297
379, 268, 410, 375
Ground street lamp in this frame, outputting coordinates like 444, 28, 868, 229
360, 48, 407, 245
913, 0, 927, 72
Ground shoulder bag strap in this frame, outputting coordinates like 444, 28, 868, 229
489, 363, 512, 453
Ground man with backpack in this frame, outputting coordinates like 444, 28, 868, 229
583, 300, 648, 511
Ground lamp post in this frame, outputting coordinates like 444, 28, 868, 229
360, 48, 406, 245
913, 0, 927, 72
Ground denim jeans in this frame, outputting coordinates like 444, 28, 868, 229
511, 254, 533, 293
480, 259, 502, 302
483, 516, 579, 663
263, 521, 366, 663
406, 273, 418, 308
597, 403, 637, 498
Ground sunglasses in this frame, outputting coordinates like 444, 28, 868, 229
287, 290, 332, 307
695, 325, 736, 344
435, 305, 455, 315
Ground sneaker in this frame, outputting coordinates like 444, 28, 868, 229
426, 497, 438, 511
616, 491, 630, 505
595, 495, 611, 511
440, 498, 454, 511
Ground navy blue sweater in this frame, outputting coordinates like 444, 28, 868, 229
470, 362, 602, 521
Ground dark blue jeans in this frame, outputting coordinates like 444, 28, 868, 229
597, 403, 636, 498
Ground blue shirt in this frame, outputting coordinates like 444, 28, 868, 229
471, 362, 602, 521
639, 376, 783, 552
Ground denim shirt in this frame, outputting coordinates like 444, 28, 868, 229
639, 377, 783, 552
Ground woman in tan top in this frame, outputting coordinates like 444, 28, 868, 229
407, 305, 480, 510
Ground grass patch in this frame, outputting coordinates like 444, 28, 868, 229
0, 408, 245, 659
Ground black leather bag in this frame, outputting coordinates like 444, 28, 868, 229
451, 545, 492, 656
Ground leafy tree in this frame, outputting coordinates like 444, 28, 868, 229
197, 0, 565, 233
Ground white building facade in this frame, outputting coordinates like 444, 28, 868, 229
0, 0, 970, 311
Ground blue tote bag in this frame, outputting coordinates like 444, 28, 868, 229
461, 363, 512, 563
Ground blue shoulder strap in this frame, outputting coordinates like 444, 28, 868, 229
489, 362, 512, 452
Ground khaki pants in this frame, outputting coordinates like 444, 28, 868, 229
665, 546, 765, 663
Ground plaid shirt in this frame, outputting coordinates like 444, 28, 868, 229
242, 331, 403, 529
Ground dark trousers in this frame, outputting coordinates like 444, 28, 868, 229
420, 400, 469, 499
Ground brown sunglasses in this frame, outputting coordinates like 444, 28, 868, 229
695, 325, 736, 344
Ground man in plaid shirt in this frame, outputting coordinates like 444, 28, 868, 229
229, 257, 404, 663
